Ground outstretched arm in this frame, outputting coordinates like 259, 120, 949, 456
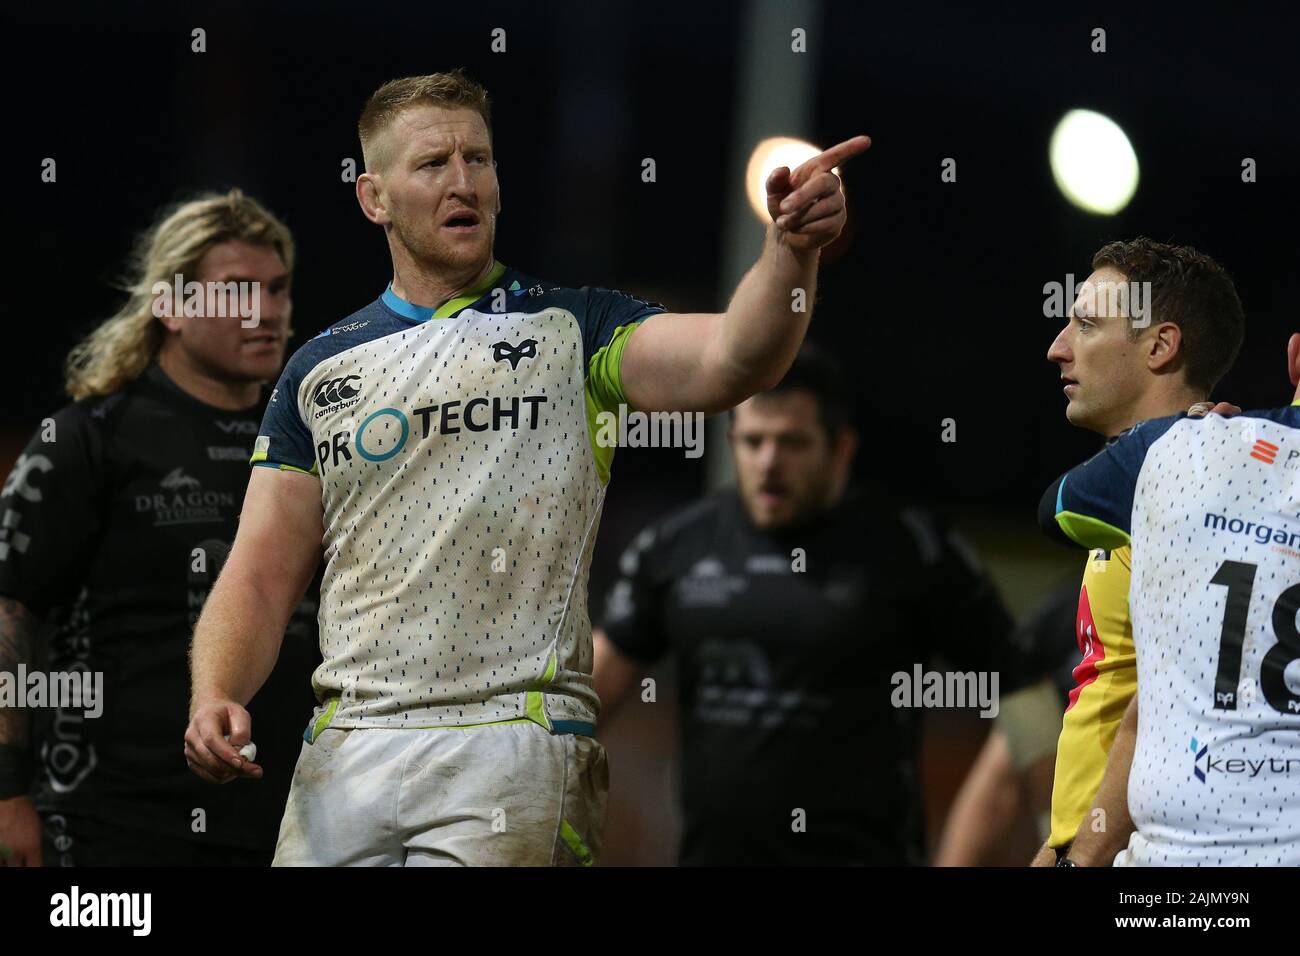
621, 136, 871, 414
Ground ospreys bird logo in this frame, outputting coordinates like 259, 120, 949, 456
492, 338, 538, 370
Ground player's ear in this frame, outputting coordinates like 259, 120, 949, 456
1287, 333, 1300, 387
356, 173, 390, 226
1148, 322, 1182, 372
152, 287, 183, 332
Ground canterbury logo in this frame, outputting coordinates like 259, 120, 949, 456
492, 339, 538, 370
313, 376, 361, 407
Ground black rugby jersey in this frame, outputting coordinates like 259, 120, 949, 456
0, 364, 320, 851
600, 486, 1023, 865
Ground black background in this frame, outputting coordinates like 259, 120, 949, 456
8, 0, 1297, 510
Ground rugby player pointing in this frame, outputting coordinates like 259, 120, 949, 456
185, 71, 868, 866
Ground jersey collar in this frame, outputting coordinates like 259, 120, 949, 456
381, 261, 508, 323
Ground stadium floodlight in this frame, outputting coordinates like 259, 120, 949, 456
746, 137, 829, 222
1049, 109, 1140, 215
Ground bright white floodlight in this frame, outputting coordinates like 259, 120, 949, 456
1049, 109, 1139, 215
746, 137, 826, 222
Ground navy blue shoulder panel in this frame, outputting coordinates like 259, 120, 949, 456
1040, 412, 1185, 548
488, 269, 666, 372
253, 300, 408, 474
1235, 405, 1300, 429
253, 270, 667, 473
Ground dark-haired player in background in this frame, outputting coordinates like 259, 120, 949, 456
594, 345, 1025, 865
1029, 239, 1245, 866
1042, 334, 1300, 865
0, 191, 320, 866
936, 238, 1246, 866
918, 240, 1247, 866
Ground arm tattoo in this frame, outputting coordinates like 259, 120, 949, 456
0, 597, 37, 748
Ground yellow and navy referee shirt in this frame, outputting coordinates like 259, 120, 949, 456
1046, 545, 1136, 848
1038, 426, 1150, 849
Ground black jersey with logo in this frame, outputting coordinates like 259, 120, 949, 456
0, 364, 320, 852
599, 487, 1021, 865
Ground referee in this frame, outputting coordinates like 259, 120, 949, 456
594, 345, 1024, 865
0, 191, 320, 866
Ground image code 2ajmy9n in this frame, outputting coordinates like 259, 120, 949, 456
0, 1, 1296, 923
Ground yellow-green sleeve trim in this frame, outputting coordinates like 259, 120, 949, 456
1055, 512, 1130, 550
559, 819, 595, 866
250, 441, 320, 476
252, 460, 319, 476
585, 320, 645, 485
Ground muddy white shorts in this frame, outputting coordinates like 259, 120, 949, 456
271, 718, 608, 867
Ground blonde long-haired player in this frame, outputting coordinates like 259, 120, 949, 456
0, 191, 320, 866
66, 189, 293, 402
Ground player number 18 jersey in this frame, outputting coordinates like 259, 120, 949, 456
1048, 406, 1300, 865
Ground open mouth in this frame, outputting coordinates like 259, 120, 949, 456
243, 333, 283, 348
442, 210, 481, 231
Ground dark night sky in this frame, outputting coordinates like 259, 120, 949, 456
8, 0, 1299, 519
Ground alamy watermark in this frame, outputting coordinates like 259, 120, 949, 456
152, 274, 261, 328
0, 666, 103, 719
890, 664, 999, 718
1043, 274, 1153, 329
594, 404, 704, 459
50, 886, 150, 936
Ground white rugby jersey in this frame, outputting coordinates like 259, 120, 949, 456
1046, 403, 1300, 865
253, 262, 664, 734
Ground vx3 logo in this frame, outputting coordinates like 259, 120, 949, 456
492, 339, 538, 370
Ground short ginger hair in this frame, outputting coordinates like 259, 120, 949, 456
358, 69, 493, 173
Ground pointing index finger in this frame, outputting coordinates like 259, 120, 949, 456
791, 135, 872, 188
